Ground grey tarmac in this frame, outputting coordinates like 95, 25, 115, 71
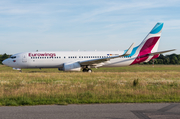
0, 103, 180, 119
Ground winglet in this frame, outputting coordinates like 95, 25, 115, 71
123, 43, 135, 56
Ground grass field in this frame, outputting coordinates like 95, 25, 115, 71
0, 65, 180, 106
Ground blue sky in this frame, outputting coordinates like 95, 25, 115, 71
0, 0, 180, 54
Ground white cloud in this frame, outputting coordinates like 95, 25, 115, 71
0, 0, 180, 54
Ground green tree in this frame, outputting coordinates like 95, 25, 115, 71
2, 53, 8, 59
0, 53, 9, 64
164, 57, 170, 64
170, 55, 178, 64
157, 59, 163, 64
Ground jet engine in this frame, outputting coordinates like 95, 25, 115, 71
58, 62, 81, 71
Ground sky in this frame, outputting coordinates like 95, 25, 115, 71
0, 0, 180, 54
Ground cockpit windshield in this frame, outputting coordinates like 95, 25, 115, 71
10, 56, 16, 59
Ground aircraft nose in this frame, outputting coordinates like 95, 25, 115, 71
2, 59, 7, 65
2, 60, 5, 65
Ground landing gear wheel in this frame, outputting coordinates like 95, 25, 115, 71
88, 69, 92, 73
82, 68, 92, 72
83, 68, 87, 72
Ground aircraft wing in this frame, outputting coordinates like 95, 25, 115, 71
80, 43, 135, 66
148, 49, 176, 56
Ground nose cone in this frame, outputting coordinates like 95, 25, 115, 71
2, 59, 8, 66
2, 60, 5, 65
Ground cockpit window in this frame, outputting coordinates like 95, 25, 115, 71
10, 56, 16, 59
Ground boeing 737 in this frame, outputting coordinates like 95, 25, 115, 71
2, 23, 175, 72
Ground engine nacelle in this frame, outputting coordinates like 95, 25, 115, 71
63, 62, 81, 72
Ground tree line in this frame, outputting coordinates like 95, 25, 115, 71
0, 53, 10, 64
143, 54, 180, 65
0, 53, 180, 65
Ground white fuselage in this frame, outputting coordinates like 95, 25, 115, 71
3, 51, 136, 69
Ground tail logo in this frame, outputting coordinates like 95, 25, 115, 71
130, 23, 163, 65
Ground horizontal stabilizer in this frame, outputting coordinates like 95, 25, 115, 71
148, 49, 176, 56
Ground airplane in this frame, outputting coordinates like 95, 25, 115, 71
2, 22, 175, 72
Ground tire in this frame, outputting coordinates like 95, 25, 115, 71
83, 68, 87, 72
88, 69, 92, 73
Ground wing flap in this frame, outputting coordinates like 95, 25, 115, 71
80, 43, 135, 66
80, 58, 109, 66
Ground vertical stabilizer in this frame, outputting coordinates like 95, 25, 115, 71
130, 23, 163, 64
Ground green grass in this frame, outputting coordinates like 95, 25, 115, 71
0, 65, 180, 106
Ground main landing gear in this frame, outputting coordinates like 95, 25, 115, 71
82, 68, 92, 72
